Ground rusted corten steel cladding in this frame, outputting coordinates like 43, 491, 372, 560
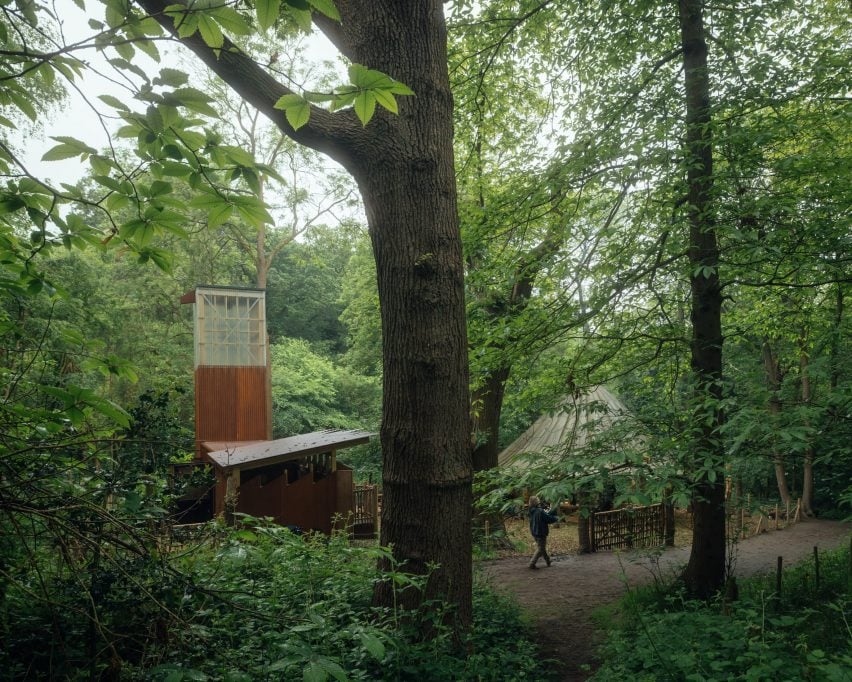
194, 365, 269, 449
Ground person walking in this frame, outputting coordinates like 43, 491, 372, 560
528, 495, 559, 569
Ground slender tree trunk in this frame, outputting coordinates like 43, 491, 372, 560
472, 367, 510, 471
678, 0, 727, 599
799, 332, 815, 516
254, 181, 274, 440
577, 502, 592, 554
830, 284, 843, 392
762, 340, 792, 507
470, 228, 562, 473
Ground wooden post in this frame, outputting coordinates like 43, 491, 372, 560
774, 504, 779, 530
754, 514, 763, 536
372, 486, 379, 538
740, 506, 745, 536
785, 499, 790, 527
589, 510, 596, 553
225, 466, 240, 526
776, 556, 783, 601
794, 498, 801, 523
813, 546, 820, 591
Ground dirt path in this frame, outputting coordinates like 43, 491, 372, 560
483, 519, 850, 681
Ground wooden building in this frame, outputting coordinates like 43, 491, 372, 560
176, 286, 375, 534
201, 429, 371, 533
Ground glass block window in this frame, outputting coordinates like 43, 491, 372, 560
194, 287, 266, 367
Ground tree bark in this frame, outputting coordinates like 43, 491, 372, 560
799, 332, 815, 517
678, 0, 727, 599
470, 228, 562, 472
830, 284, 843, 392
762, 340, 792, 507
138, 0, 472, 627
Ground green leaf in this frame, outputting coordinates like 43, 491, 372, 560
388, 81, 414, 96
348, 63, 393, 90
175, 12, 199, 38
169, 88, 218, 117
372, 88, 397, 114
303, 661, 327, 682
316, 659, 347, 682
197, 13, 224, 48
104, 0, 129, 29
211, 6, 251, 35
275, 94, 311, 130
233, 196, 273, 225
42, 144, 81, 161
256, 0, 281, 31
9, 91, 37, 121
143, 247, 174, 272
207, 202, 233, 228
148, 180, 173, 197
308, 0, 339, 21
222, 146, 255, 166
329, 90, 356, 112
154, 68, 189, 87
98, 94, 129, 110
89, 155, 113, 175
115, 41, 135, 61
353, 90, 376, 126
359, 633, 385, 661
288, 6, 313, 32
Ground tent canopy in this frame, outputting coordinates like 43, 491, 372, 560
498, 386, 631, 466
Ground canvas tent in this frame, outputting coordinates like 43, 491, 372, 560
498, 385, 633, 466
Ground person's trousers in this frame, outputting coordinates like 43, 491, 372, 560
529, 536, 550, 567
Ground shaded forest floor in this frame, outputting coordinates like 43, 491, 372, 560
482, 518, 850, 681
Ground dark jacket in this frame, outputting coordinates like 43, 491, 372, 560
529, 506, 558, 538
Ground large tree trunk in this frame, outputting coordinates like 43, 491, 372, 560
762, 340, 792, 507
139, 0, 472, 629
359, 147, 471, 627
678, 0, 727, 599
340, 4, 472, 627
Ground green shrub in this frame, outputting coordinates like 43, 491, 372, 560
2, 516, 547, 681
592, 542, 852, 681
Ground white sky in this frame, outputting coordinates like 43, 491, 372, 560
28, 1, 345, 187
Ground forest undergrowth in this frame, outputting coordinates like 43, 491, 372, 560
1, 517, 546, 681
591, 541, 852, 681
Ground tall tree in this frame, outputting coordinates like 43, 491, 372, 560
678, 0, 725, 597
133, 0, 473, 624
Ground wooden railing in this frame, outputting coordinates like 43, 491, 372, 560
591, 503, 666, 551
353, 484, 379, 538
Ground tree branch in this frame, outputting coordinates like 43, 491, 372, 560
132, 0, 368, 167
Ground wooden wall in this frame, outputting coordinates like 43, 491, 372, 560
195, 366, 270, 451
228, 468, 351, 534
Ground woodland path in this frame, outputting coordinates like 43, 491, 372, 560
483, 519, 850, 681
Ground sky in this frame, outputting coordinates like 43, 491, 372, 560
27, 1, 346, 188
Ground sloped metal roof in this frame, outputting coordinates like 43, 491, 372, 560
204, 428, 373, 471
498, 386, 631, 466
